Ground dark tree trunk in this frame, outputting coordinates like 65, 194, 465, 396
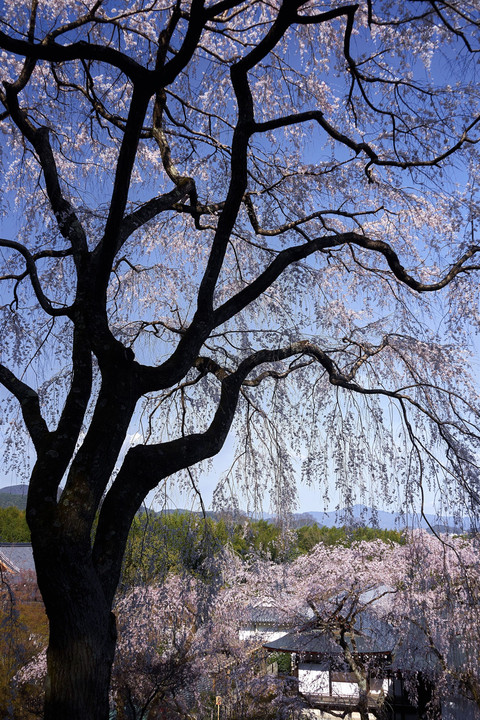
23, 366, 141, 720
45, 610, 116, 720
33, 539, 118, 720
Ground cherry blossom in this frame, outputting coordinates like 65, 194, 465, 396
1, 1, 480, 717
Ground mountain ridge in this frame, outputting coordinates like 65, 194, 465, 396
286, 504, 470, 532
0, 488, 472, 532
0, 484, 29, 496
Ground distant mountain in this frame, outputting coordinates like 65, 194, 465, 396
0, 485, 29, 510
0, 484, 29, 496
294, 505, 470, 533
139, 507, 220, 520
0, 492, 27, 510
159, 505, 471, 533
0, 484, 65, 509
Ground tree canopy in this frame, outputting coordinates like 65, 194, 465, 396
15, 530, 480, 719
0, 507, 30, 542
1, 1, 480, 718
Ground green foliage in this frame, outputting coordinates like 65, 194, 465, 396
244, 519, 282, 561
295, 523, 405, 553
121, 512, 249, 586
0, 507, 30, 542
0, 493, 27, 511
269, 652, 291, 674
121, 510, 405, 587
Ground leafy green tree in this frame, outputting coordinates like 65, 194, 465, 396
295, 523, 405, 553
121, 512, 248, 585
0, 508, 30, 543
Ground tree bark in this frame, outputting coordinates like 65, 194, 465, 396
33, 540, 117, 720
45, 612, 116, 720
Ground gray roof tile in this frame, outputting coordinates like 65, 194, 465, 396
0, 543, 35, 573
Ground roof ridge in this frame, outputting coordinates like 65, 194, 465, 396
0, 549, 20, 573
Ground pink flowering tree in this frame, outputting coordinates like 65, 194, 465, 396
289, 533, 480, 715
16, 558, 301, 720
15, 578, 204, 719
1, 1, 480, 718
389, 531, 480, 715
287, 540, 400, 719
111, 577, 206, 720
285, 534, 480, 717
215, 540, 400, 719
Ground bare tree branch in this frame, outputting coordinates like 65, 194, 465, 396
0, 364, 49, 450
254, 110, 480, 177
1, 85, 88, 264
0, 238, 72, 315
0, 29, 148, 83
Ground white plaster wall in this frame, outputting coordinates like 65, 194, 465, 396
331, 680, 359, 697
298, 664, 330, 695
301, 712, 377, 720
368, 677, 392, 697
239, 628, 287, 642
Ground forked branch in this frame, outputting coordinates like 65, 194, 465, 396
0, 239, 72, 316
0, 364, 49, 451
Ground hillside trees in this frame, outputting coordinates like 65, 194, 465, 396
0, 507, 30, 542
120, 511, 406, 586
1, 0, 480, 718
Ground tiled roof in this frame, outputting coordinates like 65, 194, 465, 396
263, 611, 396, 656
0, 543, 35, 573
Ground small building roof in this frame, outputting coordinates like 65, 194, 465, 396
263, 611, 396, 657
0, 543, 35, 574
245, 602, 312, 625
